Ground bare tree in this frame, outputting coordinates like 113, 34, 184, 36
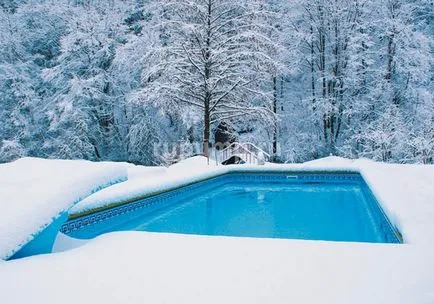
139, 0, 277, 156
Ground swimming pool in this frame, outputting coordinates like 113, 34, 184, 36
62, 173, 401, 243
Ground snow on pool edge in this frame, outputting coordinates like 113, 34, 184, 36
0, 158, 128, 260
69, 157, 434, 245
70, 157, 361, 215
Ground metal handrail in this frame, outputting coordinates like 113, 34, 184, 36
239, 142, 271, 158
218, 142, 270, 164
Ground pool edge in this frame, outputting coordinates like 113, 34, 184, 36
68, 170, 361, 220
65, 170, 403, 244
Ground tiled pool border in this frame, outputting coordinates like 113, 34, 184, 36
360, 179, 403, 243
68, 171, 362, 220
61, 172, 402, 243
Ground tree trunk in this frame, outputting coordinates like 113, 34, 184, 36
310, 25, 316, 110
272, 75, 278, 157
202, 0, 212, 158
203, 102, 210, 157
386, 33, 394, 82
319, 5, 327, 144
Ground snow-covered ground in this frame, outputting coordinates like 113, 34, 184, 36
0, 158, 127, 260
2, 233, 434, 304
0, 156, 433, 303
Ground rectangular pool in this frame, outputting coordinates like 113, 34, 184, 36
62, 173, 400, 243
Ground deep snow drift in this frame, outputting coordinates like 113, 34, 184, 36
0, 157, 127, 260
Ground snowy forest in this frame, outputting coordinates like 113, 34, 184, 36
0, 0, 433, 165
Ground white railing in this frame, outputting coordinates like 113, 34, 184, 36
216, 142, 270, 165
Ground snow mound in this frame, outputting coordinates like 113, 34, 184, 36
70, 165, 168, 215
52, 233, 88, 253
70, 156, 221, 215
168, 156, 217, 172
353, 161, 434, 244
124, 163, 166, 179
0, 157, 127, 260
302, 156, 356, 167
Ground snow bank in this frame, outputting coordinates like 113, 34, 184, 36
70, 164, 167, 215
356, 161, 434, 244
123, 162, 167, 179
167, 155, 217, 172
2, 232, 434, 304
0, 157, 127, 260
70, 156, 223, 215
302, 155, 356, 167
52, 233, 88, 253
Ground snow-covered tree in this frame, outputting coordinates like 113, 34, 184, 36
138, 0, 278, 157
0, 3, 48, 161
0, 0, 432, 164
41, 1, 128, 160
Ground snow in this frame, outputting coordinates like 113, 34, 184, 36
304, 158, 434, 244
68, 156, 434, 245
69, 163, 167, 215
70, 156, 222, 215
302, 155, 357, 167
0, 157, 127, 260
51, 233, 88, 253
168, 155, 217, 171
356, 162, 434, 245
0, 156, 433, 303
123, 162, 167, 179
2, 232, 434, 304
69, 156, 349, 215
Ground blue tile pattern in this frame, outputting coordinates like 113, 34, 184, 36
360, 180, 401, 243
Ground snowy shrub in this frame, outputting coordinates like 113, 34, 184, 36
0, 140, 25, 163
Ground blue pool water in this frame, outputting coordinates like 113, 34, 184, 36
63, 173, 400, 243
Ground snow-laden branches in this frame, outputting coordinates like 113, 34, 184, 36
136, 0, 280, 156
0, 0, 431, 164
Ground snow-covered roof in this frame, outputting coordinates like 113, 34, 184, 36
0, 157, 127, 260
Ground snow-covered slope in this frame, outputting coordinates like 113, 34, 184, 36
0, 157, 127, 260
